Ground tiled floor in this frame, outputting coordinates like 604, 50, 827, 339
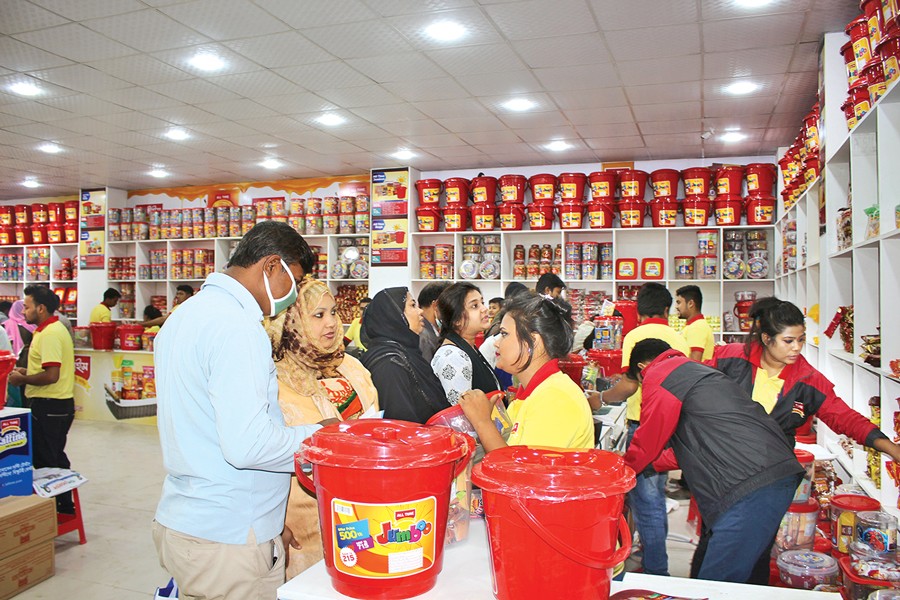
19, 420, 698, 599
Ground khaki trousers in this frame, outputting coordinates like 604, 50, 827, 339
152, 521, 286, 600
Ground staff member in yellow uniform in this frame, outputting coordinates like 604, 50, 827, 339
8, 285, 76, 514
89, 288, 121, 323
676, 285, 715, 361
141, 285, 194, 328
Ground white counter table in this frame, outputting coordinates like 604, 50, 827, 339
278, 520, 840, 600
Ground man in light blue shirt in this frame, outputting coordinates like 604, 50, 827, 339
152, 221, 333, 600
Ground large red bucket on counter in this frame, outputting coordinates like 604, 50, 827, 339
529, 174, 557, 202
471, 203, 496, 231
416, 206, 441, 232
527, 203, 555, 230
471, 176, 498, 204
118, 324, 144, 351
558, 173, 587, 200
589, 171, 618, 200
716, 166, 745, 196
415, 179, 442, 205
683, 196, 711, 226
559, 201, 584, 229
298, 420, 474, 600
617, 199, 645, 228
558, 353, 586, 385
650, 197, 678, 227
681, 167, 713, 197
90, 323, 118, 351
587, 199, 616, 229
714, 195, 743, 226
0, 352, 16, 408
619, 169, 649, 200
499, 175, 527, 203
499, 203, 526, 231
745, 163, 777, 196
443, 177, 470, 205
650, 169, 680, 198
443, 204, 468, 232
473, 446, 635, 600
746, 195, 776, 225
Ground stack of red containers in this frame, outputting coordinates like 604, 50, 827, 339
743, 163, 777, 226
681, 167, 713, 226
649, 169, 679, 227
443, 177, 470, 232
617, 169, 648, 228
778, 101, 820, 213
526, 173, 556, 230
713, 165, 744, 226
587, 171, 618, 229
557, 173, 586, 229
498, 174, 527, 231
470, 176, 498, 231
415, 178, 442, 232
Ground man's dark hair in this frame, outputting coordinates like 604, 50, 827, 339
227, 221, 317, 274
628, 338, 672, 380
535, 273, 565, 295
176, 284, 195, 296
144, 305, 163, 320
103, 287, 122, 301
0, 301, 11, 315
360, 297, 372, 304
489, 297, 504, 307
418, 281, 450, 309
637, 282, 672, 318
25, 285, 60, 314
504, 281, 529, 300
676, 285, 703, 311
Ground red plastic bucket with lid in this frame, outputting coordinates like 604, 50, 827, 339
442, 205, 468, 232
793, 449, 815, 503
118, 324, 144, 351
863, 58, 888, 103
0, 227, 12, 246
778, 155, 794, 187
559, 201, 584, 229
527, 203, 555, 230
415, 179, 442, 205
650, 197, 678, 227
415, 206, 441, 232
14, 205, 30, 226
64, 200, 79, 223
650, 169, 680, 198
716, 165, 745, 196
558, 172, 587, 200
876, 31, 900, 85
618, 199, 645, 228
586, 349, 623, 378
842, 40, 861, 86
471, 176, 498, 204
47, 203, 63, 224
31, 224, 47, 244
848, 16, 874, 71
850, 80, 872, 121
558, 353, 586, 384
443, 177, 469, 205
14, 225, 31, 245
499, 174, 526, 203
90, 323, 117, 350
683, 196, 711, 226
803, 110, 820, 153
588, 171, 618, 200
0, 208, 10, 227
499, 203, 525, 231
714, 195, 742, 226
31, 203, 47, 224
297, 420, 474, 600
472, 446, 635, 600
64, 223, 78, 243
529, 174, 557, 202
0, 352, 15, 408
587, 199, 616, 229
745, 163, 777, 196
619, 169, 649, 199
470, 203, 496, 231
681, 167, 713, 196
804, 156, 820, 185
746, 195, 776, 225
862, 0, 886, 48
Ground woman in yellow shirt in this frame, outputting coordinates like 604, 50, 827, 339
459, 293, 593, 451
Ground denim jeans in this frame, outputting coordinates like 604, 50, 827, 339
694, 473, 801, 583
626, 421, 669, 576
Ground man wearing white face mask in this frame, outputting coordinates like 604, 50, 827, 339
152, 221, 336, 600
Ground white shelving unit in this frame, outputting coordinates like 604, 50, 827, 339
789, 31, 900, 518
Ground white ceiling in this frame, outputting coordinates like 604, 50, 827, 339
0, 0, 854, 200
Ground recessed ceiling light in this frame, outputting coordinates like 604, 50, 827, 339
425, 21, 466, 42
189, 52, 225, 72
721, 131, 748, 142
502, 98, 536, 112
725, 81, 760, 95
149, 169, 169, 178
21, 179, 40, 188
735, 0, 773, 7
9, 82, 42, 97
164, 128, 189, 141
316, 113, 345, 126
546, 141, 571, 152
260, 158, 282, 169
261, 142, 278, 149
392, 149, 415, 160
38, 143, 62, 154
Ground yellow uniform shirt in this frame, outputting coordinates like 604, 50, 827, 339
345, 317, 365, 351
89, 303, 111, 323
682, 314, 715, 361
25, 317, 75, 400
507, 361, 594, 449
621, 319, 691, 422
752, 368, 785, 414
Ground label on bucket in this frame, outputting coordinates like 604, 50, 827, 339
620, 210, 641, 227
589, 210, 609, 228
331, 497, 437, 579
473, 187, 488, 203
474, 215, 494, 230
501, 186, 518, 202
747, 173, 759, 191
657, 209, 676, 226
560, 183, 578, 198
561, 212, 581, 228
421, 188, 440, 203
715, 207, 736, 225
717, 179, 732, 194
445, 214, 461, 230
887, 57, 900, 85
754, 205, 774, 223
529, 212, 546, 228
621, 181, 640, 197
446, 189, 461, 203
500, 213, 519, 230
854, 38, 872, 69
684, 207, 707, 225
417, 216, 435, 231
533, 184, 553, 200
591, 181, 611, 198
684, 178, 705, 195
652, 181, 672, 196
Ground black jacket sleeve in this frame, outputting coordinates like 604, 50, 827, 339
368, 354, 429, 423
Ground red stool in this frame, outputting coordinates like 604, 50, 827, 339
56, 488, 86, 544
686, 494, 702, 537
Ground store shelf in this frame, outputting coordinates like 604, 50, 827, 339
825, 440, 854, 476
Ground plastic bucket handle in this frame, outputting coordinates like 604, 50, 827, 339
510, 497, 631, 569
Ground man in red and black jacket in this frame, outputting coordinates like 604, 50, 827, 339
623, 338, 804, 583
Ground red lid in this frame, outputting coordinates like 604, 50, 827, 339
788, 498, 820, 514
831, 493, 881, 512
837, 556, 896, 586
794, 448, 815, 464
300, 419, 473, 470
586, 349, 622, 361
472, 446, 635, 501
674, 255, 695, 260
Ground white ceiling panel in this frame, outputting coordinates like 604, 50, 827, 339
590, 0, 698, 29
328, 125, 393, 141
700, 0, 812, 21
92, 86, 184, 111
772, 94, 817, 114
194, 99, 278, 120
402, 133, 467, 148
0, 36, 74, 71
143, 105, 222, 124
703, 95, 779, 118
414, 98, 492, 119
252, 93, 337, 115
86, 55, 192, 86
0, 73, 76, 98
301, 21, 414, 59
484, 0, 598, 41
497, 110, 570, 129
84, 10, 211, 53
585, 135, 645, 150
159, 0, 290, 40
316, 85, 403, 109
275, 61, 372, 90
147, 79, 241, 104
390, 8, 503, 50
563, 106, 634, 126
477, 92, 556, 113
385, 77, 470, 103
625, 82, 701, 105
380, 119, 451, 136
781, 71, 819, 96
28, 0, 145, 20
534, 63, 621, 91
789, 42, 822, 73
151, 43, 261, 75
516, 125, 579, 143
512, 34, 612, 69
207, 71, 304, 97
234, 115, 312, 135
0, 101, 73, 121
703, 74, 784, 99
0, 0, 70, 35
704, 114, 772, 130
458, 70, 543, 96
702, 12, 807, 53
13, 23, 137, 63
349, 103, 429, 124
605, 24, 701, 62
254, 0, 378, 29
39, 94, 128, 116
94, 111, 171, 130
618, 55, 701, 86
573, 122, 640, 137
427, 43, 528, 77
457, 129, 521, 145
28, 64, 132, 93
638, 119, 702, 135
223, 32, 334, 69
800, 5, 857, 44
347, 53, 448, 84
550, 88, 627, 110
633, 101, 701, 122
42, 115, 126, 135
703, 46, 794, 79
4, 121, 80, 140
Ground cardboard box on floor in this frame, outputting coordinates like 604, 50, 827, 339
0, 496, 56, 599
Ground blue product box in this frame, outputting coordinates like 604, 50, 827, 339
0, 408, 32, 498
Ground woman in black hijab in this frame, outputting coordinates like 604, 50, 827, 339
361, 287, 450, 423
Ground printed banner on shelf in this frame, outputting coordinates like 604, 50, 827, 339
74, 353, 157, 425
80, 189, 106, 230
79, 189, 106, 269
79, 229, 105, 270
371, 170, 409, 218
372, 218, 408, 265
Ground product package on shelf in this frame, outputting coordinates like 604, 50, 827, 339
330, 236, 369, 281
458, 235, 500, 281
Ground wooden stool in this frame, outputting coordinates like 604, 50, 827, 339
56, 488, 86, 544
